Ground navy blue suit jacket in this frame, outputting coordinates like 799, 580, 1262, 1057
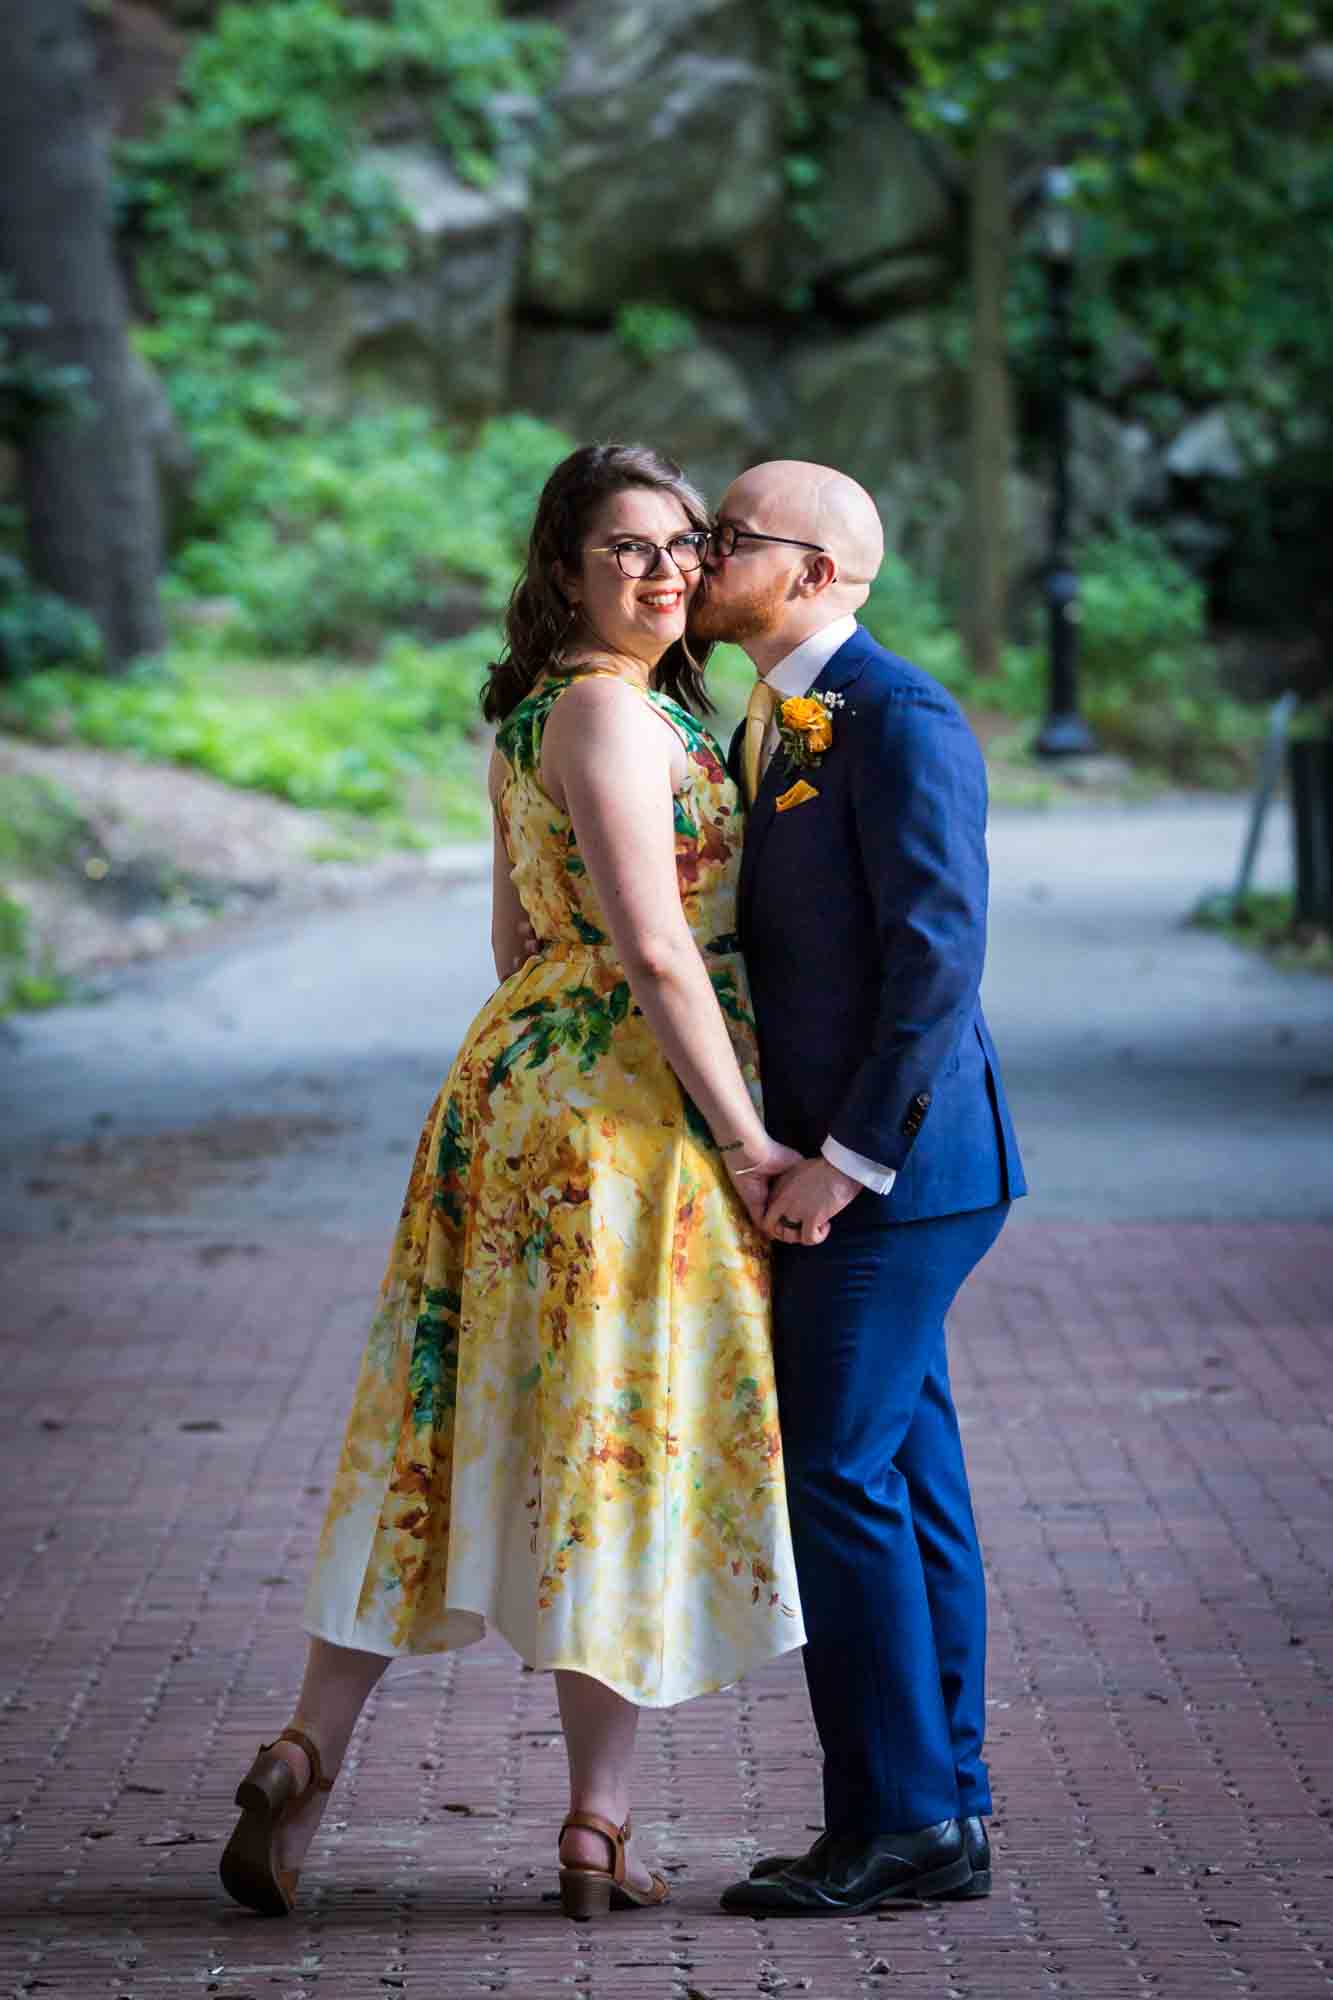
730, 625, 1025, 1226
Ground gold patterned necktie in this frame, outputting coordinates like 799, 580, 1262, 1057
742, 678, 779, 805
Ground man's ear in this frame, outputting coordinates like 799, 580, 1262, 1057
800, 553, 839, 598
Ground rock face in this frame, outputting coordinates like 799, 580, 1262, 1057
248, 144, 528, 424
1165, 408, 1246, 481
785, 314, 967, 522
789, 100, 955, 310
510, 326, 769, 504
97, 0, 1263, 619
523, 0, 784, 316
1069, 399, 1167, 532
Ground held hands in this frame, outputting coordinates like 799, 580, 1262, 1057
722, 1136, 804, 1231
761, 1157, 862, 1247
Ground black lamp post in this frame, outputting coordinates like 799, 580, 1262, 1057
1034, 166, 1097, 758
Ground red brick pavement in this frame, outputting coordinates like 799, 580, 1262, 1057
1, 1220, 1331, 1999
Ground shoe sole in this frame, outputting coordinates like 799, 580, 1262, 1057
725, 1852, 973, 1917
930, 1866, 991, 1900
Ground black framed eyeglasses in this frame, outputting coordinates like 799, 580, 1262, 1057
586, 532, 711, 578
709, 524, 828, 559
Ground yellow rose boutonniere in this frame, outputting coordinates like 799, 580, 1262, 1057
777, 691, 842, 771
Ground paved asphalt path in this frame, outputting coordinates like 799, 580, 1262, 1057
2, 795, 1328, 1235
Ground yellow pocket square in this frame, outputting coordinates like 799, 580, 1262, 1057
775, 779, 819, 813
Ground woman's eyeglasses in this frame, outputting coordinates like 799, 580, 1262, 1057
587, 532, 711, 578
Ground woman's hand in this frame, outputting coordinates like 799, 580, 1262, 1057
722, 1135, 805, 1230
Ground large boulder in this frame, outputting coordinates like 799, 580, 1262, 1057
510, 325, 770, 503
523, 0, 784, 316
788, 100, 955, 308
1165, 407, 1246, 481
782, 314, 967, 525
1069, 398, 1167, 531
247, 143, 528, 423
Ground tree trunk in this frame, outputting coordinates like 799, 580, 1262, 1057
0, 0, 163, 672
963, 128, 1011, 679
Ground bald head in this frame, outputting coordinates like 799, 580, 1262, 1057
722, 460, 884, 602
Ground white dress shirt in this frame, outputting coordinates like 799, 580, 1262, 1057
756, 618, 897, 1199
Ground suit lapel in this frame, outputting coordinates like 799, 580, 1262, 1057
738, 629, 873, 928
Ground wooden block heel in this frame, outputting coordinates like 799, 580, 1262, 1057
559, 1865, 613, 1921
556, 1810, 669, 1922
219, 1727, 335, 1918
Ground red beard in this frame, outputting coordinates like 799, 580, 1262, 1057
688, 570, 792, 647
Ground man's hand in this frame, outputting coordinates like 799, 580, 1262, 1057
763, 1157, 862, 1246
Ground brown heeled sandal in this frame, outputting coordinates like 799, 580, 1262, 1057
219, 1726, 335, 1917
558, 1810, 670, 1921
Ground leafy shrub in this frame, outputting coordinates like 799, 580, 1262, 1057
0, 280, 93, 442
0, 631, 503, 831
164, 405, 571, 655
860, 530, 1260, 783
0, 770, 88, 872
0, 553, 103, 679
120, 0, 564, 288
1075, 526, 1262, 780
0, 892, 67, 1014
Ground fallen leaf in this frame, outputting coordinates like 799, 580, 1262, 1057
139, 1830, 200, 1846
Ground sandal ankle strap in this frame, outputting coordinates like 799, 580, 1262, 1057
559, 1810, 628, 1884
261, 1726, 336, 1794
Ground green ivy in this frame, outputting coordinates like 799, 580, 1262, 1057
773, 0, 868, 236
119, 0, 564, 294
614, 304, 697, 365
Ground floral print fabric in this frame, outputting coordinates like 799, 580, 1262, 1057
303, 673, 804, 1704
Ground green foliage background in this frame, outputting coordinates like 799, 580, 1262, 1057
4, 0, 1329, 872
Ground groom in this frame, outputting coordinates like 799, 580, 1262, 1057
690, 460, 1025, 1917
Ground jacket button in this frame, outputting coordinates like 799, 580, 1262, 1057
914, 1091, 931, 1111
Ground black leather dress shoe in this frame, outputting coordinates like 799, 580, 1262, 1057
721, 1819, 970, 1916
749, 1813, 991, 1899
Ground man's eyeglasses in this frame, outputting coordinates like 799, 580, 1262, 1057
587, 532, 711, 578
709, 524, 827, 559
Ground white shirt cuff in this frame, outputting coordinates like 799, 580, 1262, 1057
821, 1137, 897, 1196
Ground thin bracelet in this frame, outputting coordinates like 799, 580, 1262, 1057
732, 1164, 764, 1176
716, 1139, 746, 1153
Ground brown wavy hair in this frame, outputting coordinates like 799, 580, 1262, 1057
481, 442, 715, 723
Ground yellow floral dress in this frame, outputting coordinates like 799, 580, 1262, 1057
303, 671, 804, 1705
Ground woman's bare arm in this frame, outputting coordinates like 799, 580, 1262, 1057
541, 677, 779, 1174
488, 749, 531, 982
